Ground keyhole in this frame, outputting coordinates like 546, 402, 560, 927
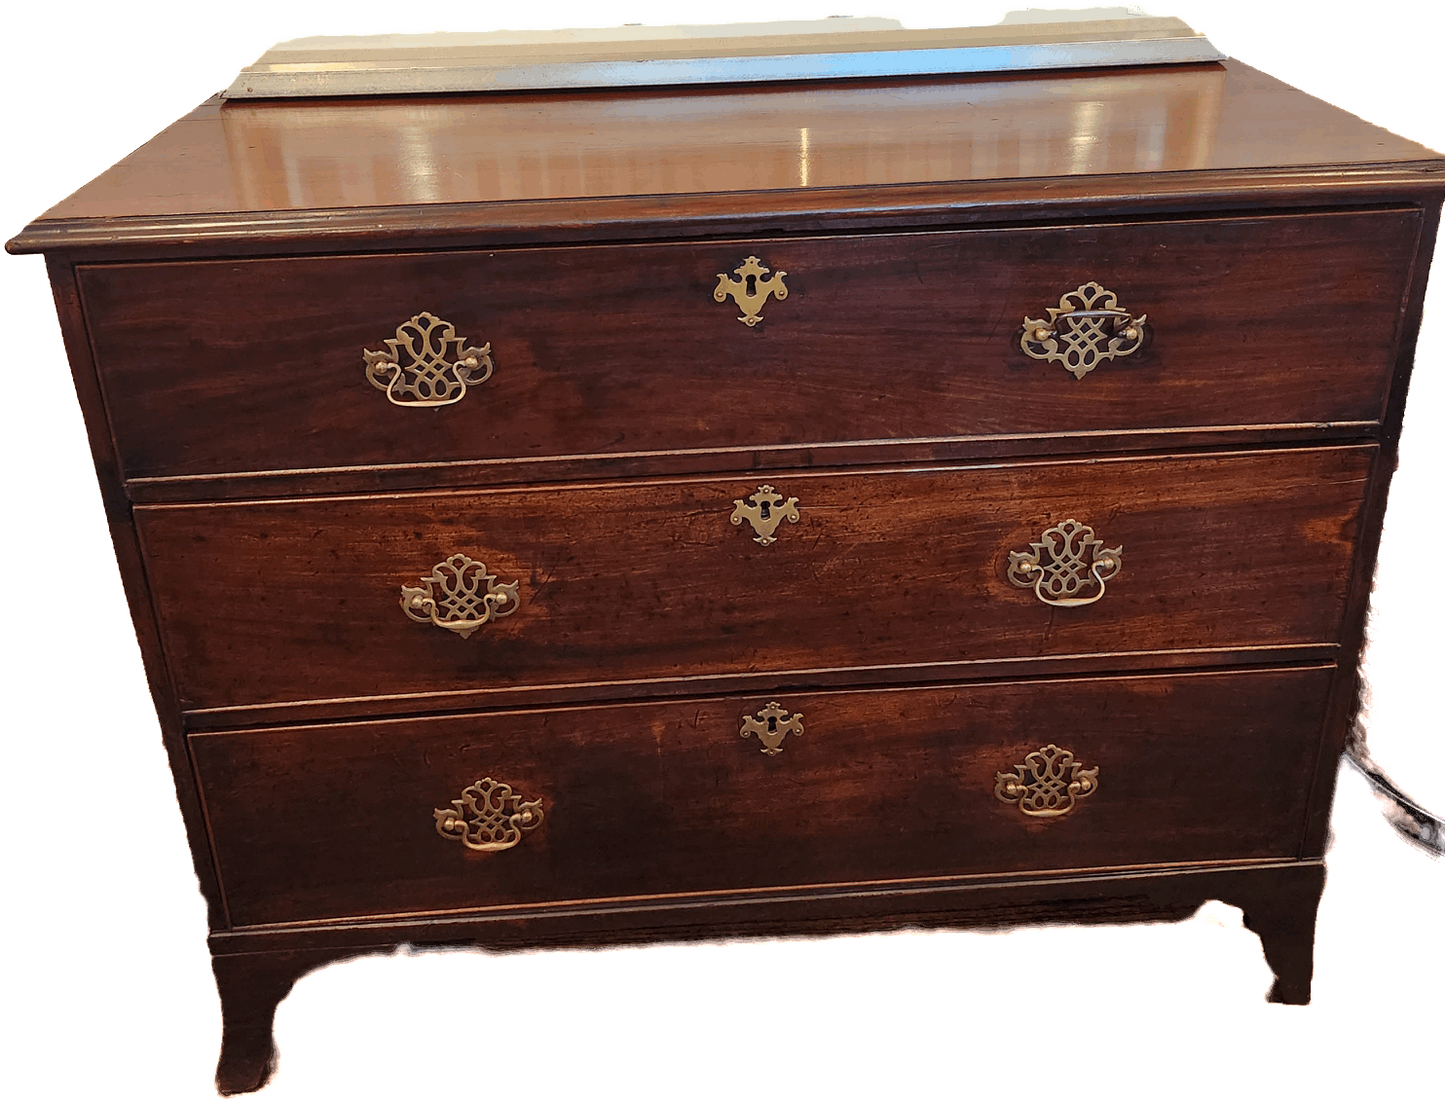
767, 717, 777, 732
745, 274, 757, 296
759, 501, 771, 519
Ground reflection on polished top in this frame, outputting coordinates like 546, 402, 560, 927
13, 60, 1443, 238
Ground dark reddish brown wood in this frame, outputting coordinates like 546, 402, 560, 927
7, 61, 1443, 259
137, 448, 1370, 713
201, 861, 1328, 1038
13, 172, 1445, 264
1299, 196, 1445, 857
38, 254, 229, 924
190, 666, 1332, 928
213, 947, 365, 1094
206, 860, 1325, 951
78, 211, 1415, 485
121, 422, 1382, 505
5, 25, 1439, 1097
182, 643, 1340, 731
1238, 861, 1327, 1004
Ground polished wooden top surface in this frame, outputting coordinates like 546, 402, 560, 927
10, 59, 1442, 253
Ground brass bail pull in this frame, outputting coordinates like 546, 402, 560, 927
1020, 282, 1146, 379
996, 745, 1099, 818
401, 553, 521, 638
364, 311, 494, 406
435, 777, 543, 852
1007, 519, 1122, 607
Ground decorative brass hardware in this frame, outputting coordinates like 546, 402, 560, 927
401, 553, 520, 639
740, 702, 804, 755
1021, 282, 1146, 379
364, 311, 494, 406
996, 745, 1099, 818
714, 256, 788, 326
1007, 519, 1122, 607
731, 485, 800, 545
435, 777, 543, 852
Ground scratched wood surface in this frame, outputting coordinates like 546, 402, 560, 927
80, 211, 1415, 488
190, 666, 1333, 927
135, 447, 1371, 714
5, 23, 1439, 1097
8, 60, 1440, 256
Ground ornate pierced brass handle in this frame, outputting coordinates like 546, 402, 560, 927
364, 311, 494, 406
435, 777, 543, 851
401, 553, 520, 638
996, 745, 1098, 818
1021, 281, 1146, 379
1007, 519, 1121, 607
714, 256, 788, 326
731, 485, 800, 545
741, 702, 804, 755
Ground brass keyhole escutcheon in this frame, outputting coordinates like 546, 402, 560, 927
714, 255, 788, 326
731, 485, 800, 545
741, 702, 804, 755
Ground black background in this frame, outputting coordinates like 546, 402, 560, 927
5, 8, 1439, 1097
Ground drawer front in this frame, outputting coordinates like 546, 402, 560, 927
84, 211, 1415, 482
192, 667, 1332, 927
138, 447, 1369, 712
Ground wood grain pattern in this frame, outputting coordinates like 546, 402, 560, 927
136, 447, 1370, 713
195, 855, 1329, 1097
191, 666, 1332, 928
177, 644, 1340, 730
40, 255, 228, 928
5, 25, 1439, 1097
79, 211, 1416, 485
7, 61, 1442, 258
1299, 195, 1445, 858
115, 423, 1381, 505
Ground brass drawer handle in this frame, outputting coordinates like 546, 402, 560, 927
731, 484, 800, 545
364, 311, 494, 406
435, 777, 543, 852
1021, 281, 1146, 379
1008, 519, 1121, 607
741, 702, 804, 755
401, 553, 520, 639
714, 255, 788, 327
996, 745, 1098, 818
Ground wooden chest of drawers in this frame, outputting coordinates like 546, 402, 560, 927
9, 51, 1443, 1095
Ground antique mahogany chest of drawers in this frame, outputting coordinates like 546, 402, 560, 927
10, 56, 1444, 1093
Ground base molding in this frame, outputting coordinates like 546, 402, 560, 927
210, 860, 1326, 1093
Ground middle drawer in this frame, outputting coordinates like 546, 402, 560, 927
138, 446, 1370, 714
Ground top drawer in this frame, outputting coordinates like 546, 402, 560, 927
81, 210, 1417, 484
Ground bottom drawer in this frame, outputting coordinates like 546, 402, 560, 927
193, 666, 1333, 928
